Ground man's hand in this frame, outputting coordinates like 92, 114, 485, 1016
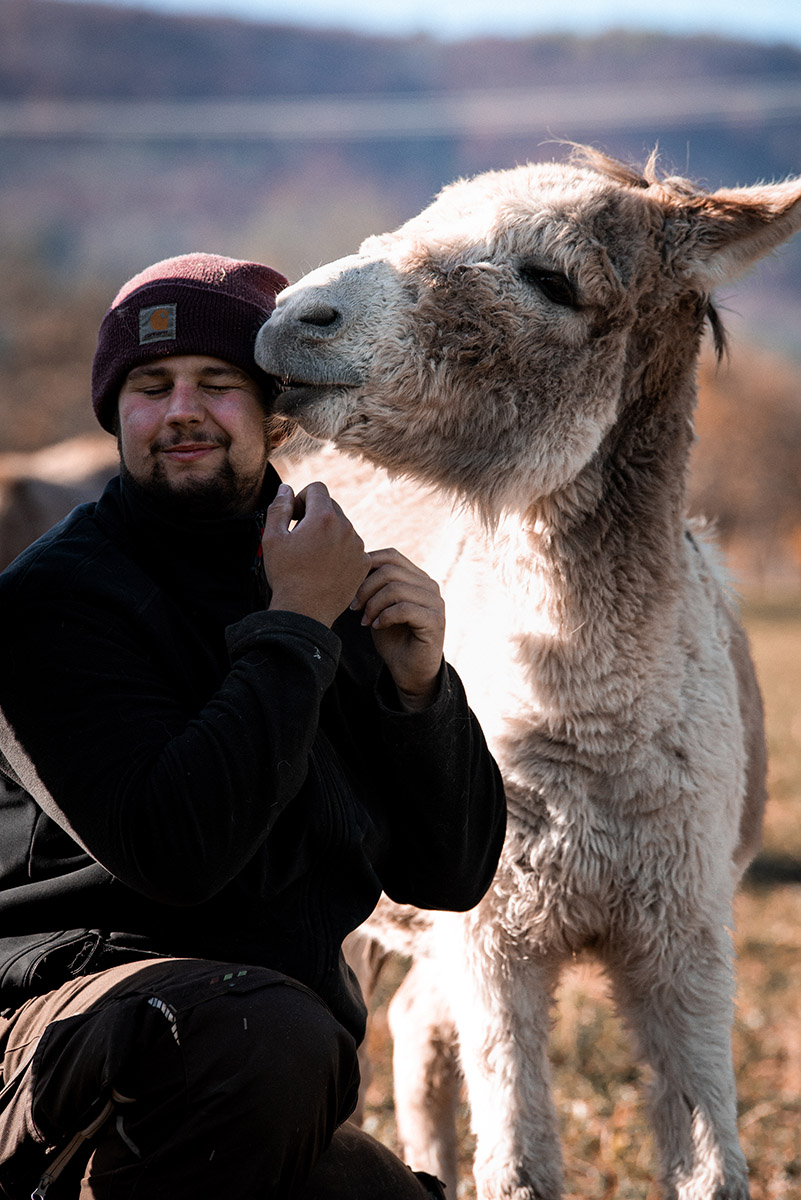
351, 548, 445, 711
263, 482, 371, 628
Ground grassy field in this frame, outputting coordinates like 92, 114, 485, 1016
361, 595, 801, 1199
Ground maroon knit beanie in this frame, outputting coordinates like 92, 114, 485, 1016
91, 252, 288, 432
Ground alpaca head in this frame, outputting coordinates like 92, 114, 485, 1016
256, 148, 801, 518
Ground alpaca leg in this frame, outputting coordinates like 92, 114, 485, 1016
608, 921, 750, 1200
445, 932, 564, 1200
343, 930, 392, 1126
388, 958, 461, 1197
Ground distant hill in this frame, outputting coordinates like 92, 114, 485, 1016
0, 0, 799, 357
2, 2, 801, 100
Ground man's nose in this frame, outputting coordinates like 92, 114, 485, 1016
165, 381, 205, 423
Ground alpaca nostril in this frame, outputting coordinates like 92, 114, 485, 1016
298, 303, 341, 329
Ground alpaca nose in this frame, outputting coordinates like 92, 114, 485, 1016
282, 298, 345, 344
297, 302, 341, 330
254, 282, 363, 385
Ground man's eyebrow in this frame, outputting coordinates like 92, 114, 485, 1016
197, 366, 249, 380
126, 364, 171, 381
125, 364, 248, 382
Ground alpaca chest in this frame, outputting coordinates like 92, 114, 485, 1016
488, 711, 745, 957
433, 526, 561, 752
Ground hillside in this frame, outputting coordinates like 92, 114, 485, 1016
3, 1, 801, 99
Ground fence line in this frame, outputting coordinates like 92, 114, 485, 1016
0, 77, 799, 140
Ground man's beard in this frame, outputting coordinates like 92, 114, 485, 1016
119, 438, 269, 518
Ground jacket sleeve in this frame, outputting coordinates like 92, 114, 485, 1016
333, 626, 506, 913
0, 575, 344, 906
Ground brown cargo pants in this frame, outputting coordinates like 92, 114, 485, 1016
0, 958, 439, 1199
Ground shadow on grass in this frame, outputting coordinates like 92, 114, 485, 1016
744, 853, 801, 886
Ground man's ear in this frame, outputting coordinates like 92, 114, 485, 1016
657, 176, 801, 290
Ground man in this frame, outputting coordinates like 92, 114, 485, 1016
0, 254, 506, 1198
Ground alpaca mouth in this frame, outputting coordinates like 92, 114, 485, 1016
272, 377, 353, 416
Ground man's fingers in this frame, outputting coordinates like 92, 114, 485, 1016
262, 480, 370, 627
352, 553, 442, 621
356, 548, 446, 707
369, 601, 443, 636
294, 481, 330, 516
264, 483, 295, 532
364, 547, 410, 571
266, 482, 335, 533
359, 583, 442, 630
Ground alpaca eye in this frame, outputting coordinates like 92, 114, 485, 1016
518, 264, 579, 308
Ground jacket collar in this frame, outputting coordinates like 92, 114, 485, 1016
94, 464, 282, 625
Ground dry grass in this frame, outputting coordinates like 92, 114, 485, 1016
360, 595, 801, 1199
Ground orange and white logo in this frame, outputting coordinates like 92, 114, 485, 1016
139, 303, 177, 344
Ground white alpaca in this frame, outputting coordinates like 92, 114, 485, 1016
257, 148, 801, 1200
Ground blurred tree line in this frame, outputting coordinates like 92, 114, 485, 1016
692, 349, 801, 588
4, 2, 800, 101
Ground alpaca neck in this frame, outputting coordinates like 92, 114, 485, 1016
525, 316, 702, 644
529, 435, 689, 642
487, 364, 700, 772
439, 318, 707, 765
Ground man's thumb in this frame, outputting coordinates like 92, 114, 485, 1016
265, 483, 295, 531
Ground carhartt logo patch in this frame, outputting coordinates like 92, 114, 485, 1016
139, 303, 177, 344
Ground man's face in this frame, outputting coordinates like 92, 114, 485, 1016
117, 355, 270, 516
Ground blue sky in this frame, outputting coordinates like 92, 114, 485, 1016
55, 0, 801, 46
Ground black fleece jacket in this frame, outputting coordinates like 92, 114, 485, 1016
0, 468, 505, 1040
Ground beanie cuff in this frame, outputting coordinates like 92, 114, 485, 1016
91, 262, 286, 432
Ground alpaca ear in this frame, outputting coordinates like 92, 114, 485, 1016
663, 177, 801, 290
